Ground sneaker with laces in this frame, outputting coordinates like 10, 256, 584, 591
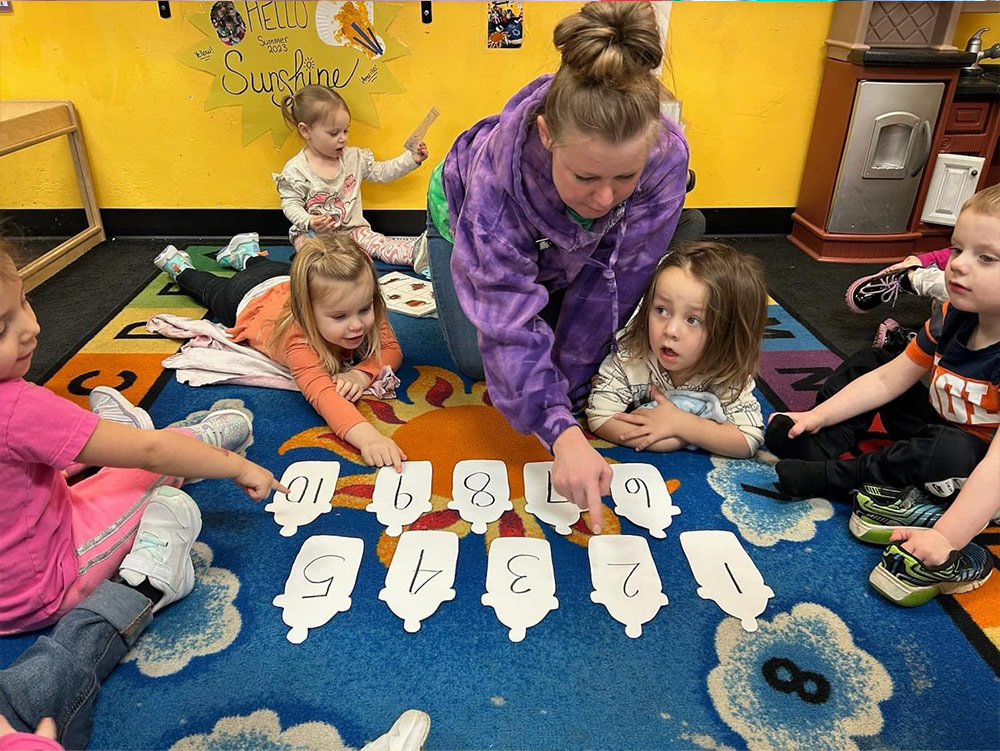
153, 245, 194, 281
216, 232, 266, 271
849, 484, 946, 544
187, 408, 253, 454
870, 542, 994, 607
845, 266, 918, 314
119, 486, 202, 613
88, 386, 154, 431
872, 317, 918, 356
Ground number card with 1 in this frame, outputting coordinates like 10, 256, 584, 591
272, 535, 364, 644
609, 463, 681, 538
379, 530, 459, 633
265, 460, 341, 537
447, 460, 512, 534
366, 461, 433, 536
589, 535, 668, 638
680, 530, 774, 632
482, 537, 558, 642
523, 461, 580, 535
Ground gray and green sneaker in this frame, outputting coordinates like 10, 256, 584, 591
870, 543, 994, 607
849, 484, 946, 544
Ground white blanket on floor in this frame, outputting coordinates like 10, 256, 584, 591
146, 313, 400, 398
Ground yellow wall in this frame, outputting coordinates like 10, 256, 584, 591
1, 2, 996, 211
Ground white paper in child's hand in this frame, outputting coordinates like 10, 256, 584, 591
379, 530, 458, 633
589, 534, 668, 638
447, 460, 512, 534
523, 461, 580, 535
482, 537, 559, 642
404, 106, 439, 152
265, 461, 340, 536
680, 530, 774, 632
272, 535, 363, 644
366, 461, 433, 536
609, 463, 681, 538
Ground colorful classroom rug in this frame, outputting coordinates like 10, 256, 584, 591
3, 245, 998, 751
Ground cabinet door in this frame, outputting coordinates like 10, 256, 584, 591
920, 153, 986, 226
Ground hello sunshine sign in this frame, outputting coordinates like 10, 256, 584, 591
180, 1, 408, 147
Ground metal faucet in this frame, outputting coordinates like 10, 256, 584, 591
962, 27, 1000, 76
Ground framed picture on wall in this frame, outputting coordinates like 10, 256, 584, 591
487, 1, 523, 49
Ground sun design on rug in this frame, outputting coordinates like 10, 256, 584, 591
278, 365, 681, 566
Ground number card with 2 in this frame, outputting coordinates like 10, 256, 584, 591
265, 460, 340, 537
589, 534, 668, 638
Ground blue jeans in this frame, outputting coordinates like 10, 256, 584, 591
0, 580, 152, 749
426, 208, 707, 382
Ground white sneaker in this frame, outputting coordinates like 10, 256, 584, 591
119, 486, 202, 614
361, 710, 430, 751
216, 232, 264, 271
188, 409, 253, 454
88, 386, 154, 430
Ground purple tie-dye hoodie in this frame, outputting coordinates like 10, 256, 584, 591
442, 75, 690, 450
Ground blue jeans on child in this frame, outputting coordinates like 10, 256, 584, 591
426, 208, 707, 382
0, 580, 152, 750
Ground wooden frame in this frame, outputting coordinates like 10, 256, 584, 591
0, 100, 105, 291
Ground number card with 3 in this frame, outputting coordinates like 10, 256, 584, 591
482, 537, 558, 642
272, 535, 364, 644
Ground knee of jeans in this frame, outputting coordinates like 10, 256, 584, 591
450, 348, 485, 381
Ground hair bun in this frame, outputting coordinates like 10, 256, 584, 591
553, 1, 662, 86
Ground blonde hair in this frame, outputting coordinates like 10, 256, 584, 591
543, 1, 670, 144
961, 183, 1000, 220
618, 242, 768, 401
0, 240, 20, 283
281, 85, 350, 132
269, 235, 389, 375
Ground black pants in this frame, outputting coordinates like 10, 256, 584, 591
767, 348, 988, 497
174, 257, 290, 327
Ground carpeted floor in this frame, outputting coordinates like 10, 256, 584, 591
4, 242, 998, 751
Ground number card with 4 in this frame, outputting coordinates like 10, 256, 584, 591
379, 530, 459, 633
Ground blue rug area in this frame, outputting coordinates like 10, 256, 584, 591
3, 246, 998, 751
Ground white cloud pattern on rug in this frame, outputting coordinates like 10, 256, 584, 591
124, 542, 241, 677
708, 602, 893, 751
708, 452, 834, 547
170, 709, 350, 751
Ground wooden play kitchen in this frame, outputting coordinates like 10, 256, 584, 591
0, 100, 105, 290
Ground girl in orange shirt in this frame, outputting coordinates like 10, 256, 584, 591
154, 234, 406, 469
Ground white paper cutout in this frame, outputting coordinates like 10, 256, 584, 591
265, 461, 340, 537
366, 461, 433, 536
589, 535, 668, 638
481, 537, 559, 642
522, 462, 581, 535
447, 460, 512, 534
379, 530, 458, 633
272, 535, 364, 644
679, 530, 775, 632
609, 463, 681, 538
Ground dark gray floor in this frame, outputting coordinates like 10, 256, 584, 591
22, 233, 934, 384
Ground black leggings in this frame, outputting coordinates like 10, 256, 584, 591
174, 257, 290, 327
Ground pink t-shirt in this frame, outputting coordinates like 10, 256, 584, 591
0, 378, 99, 633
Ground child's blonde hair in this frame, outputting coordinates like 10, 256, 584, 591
0, 239, 20, 283
961, 183, 1000, 219
281, 85, 350, 131
543, 1, 672, 145
618, 242, 768, 400
270, 235, 389, 376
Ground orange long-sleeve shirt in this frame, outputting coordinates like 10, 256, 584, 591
228, 282, 402, 439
